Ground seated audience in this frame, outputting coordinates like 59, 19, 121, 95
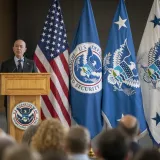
65, 126, 90, 160
118, 115, 140, 156
3, 144, 41, 160
22, 124, 40, 146
96, 128, 129, 160
133, 148, 160, 160
31, 118, 67, 153
0, 128, 7, 137
41, 150, 68, 160
0, 136, 16, 160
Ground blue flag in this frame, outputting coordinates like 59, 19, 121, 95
102, 0, 146, 134
69, 0, 103, 138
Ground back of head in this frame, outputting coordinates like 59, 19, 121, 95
134, 149, 160, 160
22, 124, 40, 146
31, 118, 67, 153
0, 136, 15, 160
41, 149, 68, 160
97, 128, 129, 160
0, 128, 7, 137
65, 126, 90, 154
118, 115, 139, 138
3, 144, 41, 160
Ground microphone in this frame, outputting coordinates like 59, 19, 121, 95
12, 67, 17, 73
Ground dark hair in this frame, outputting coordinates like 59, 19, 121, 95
65, 126, 90, 154
134, 149, 160, 160
98, 128, 129, 160
41, 150, 68, 160
118, 121, 139, 138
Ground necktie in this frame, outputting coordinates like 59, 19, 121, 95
17, 59, 23, 72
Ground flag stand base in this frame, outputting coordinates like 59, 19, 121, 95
88, 148, 96, 159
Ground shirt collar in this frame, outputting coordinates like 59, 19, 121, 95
14, 56, 24, 62
69, 154, 89, 160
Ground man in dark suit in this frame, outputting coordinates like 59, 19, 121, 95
1, 39, 38, 73
1, 39, 38, 117
117, 115, 141, 158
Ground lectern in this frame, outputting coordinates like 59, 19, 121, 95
0, 73, 50, 142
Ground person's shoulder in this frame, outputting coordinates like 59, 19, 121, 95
1, 58, 14, 65
24, 57, 35, 64
130, 141, 140, 154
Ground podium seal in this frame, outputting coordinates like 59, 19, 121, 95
12, 102, 39, 130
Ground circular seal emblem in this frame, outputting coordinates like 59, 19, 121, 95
12, 102, 39, 130
69, 43, 102, 93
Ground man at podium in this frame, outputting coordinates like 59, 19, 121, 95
0, 39, 38, 117
1, 39, 38, 73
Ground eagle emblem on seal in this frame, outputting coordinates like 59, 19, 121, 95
140, 40, 160, 89
103, 39, 140, 96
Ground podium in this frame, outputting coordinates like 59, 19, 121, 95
0, 73, 50, 142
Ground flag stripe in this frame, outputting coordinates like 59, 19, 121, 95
34, 50, 71, 126
40, 90, 69, 126
59, 52, 70, 76
41, 97, 52, 118
41, 95, 59, 118
41, 107, 46, 120
50, 80, 71, 125
34, 46, 70, 111
35, 54, 70, 125
49, 91, 69, 126
51, 59, 69, 98
55, 54, 69, 86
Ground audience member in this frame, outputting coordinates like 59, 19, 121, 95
133, 148, 160, 160
0, 136, 16, 160
65, 126, 90, 160
97, 128, 129, 160
0, 128, 7, 137
31, 118, 67, 153
22, 124, 40, 146
3, 144, 41, 160
118, 115, 140, 156
41, 150, 68, 160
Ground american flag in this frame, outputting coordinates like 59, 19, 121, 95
34, 0, 71, 127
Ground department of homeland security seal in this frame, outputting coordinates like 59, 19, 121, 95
69, 43, 102, 94
12, 102, 39, 130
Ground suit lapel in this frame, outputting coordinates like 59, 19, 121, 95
23, 58, 29, 72
11, 58, 17, 72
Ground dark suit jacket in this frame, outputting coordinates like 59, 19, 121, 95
129, 141, 141, 156
0, 57, 38, 108
1, 57, 38, 73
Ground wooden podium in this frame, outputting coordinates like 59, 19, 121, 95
0, 73, 50, 142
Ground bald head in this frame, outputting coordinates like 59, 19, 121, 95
14, 39, 26, 47
120, 115, 137, 129
118, 115, 139, 138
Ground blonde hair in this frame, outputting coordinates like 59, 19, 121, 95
31, 118, 67, 153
